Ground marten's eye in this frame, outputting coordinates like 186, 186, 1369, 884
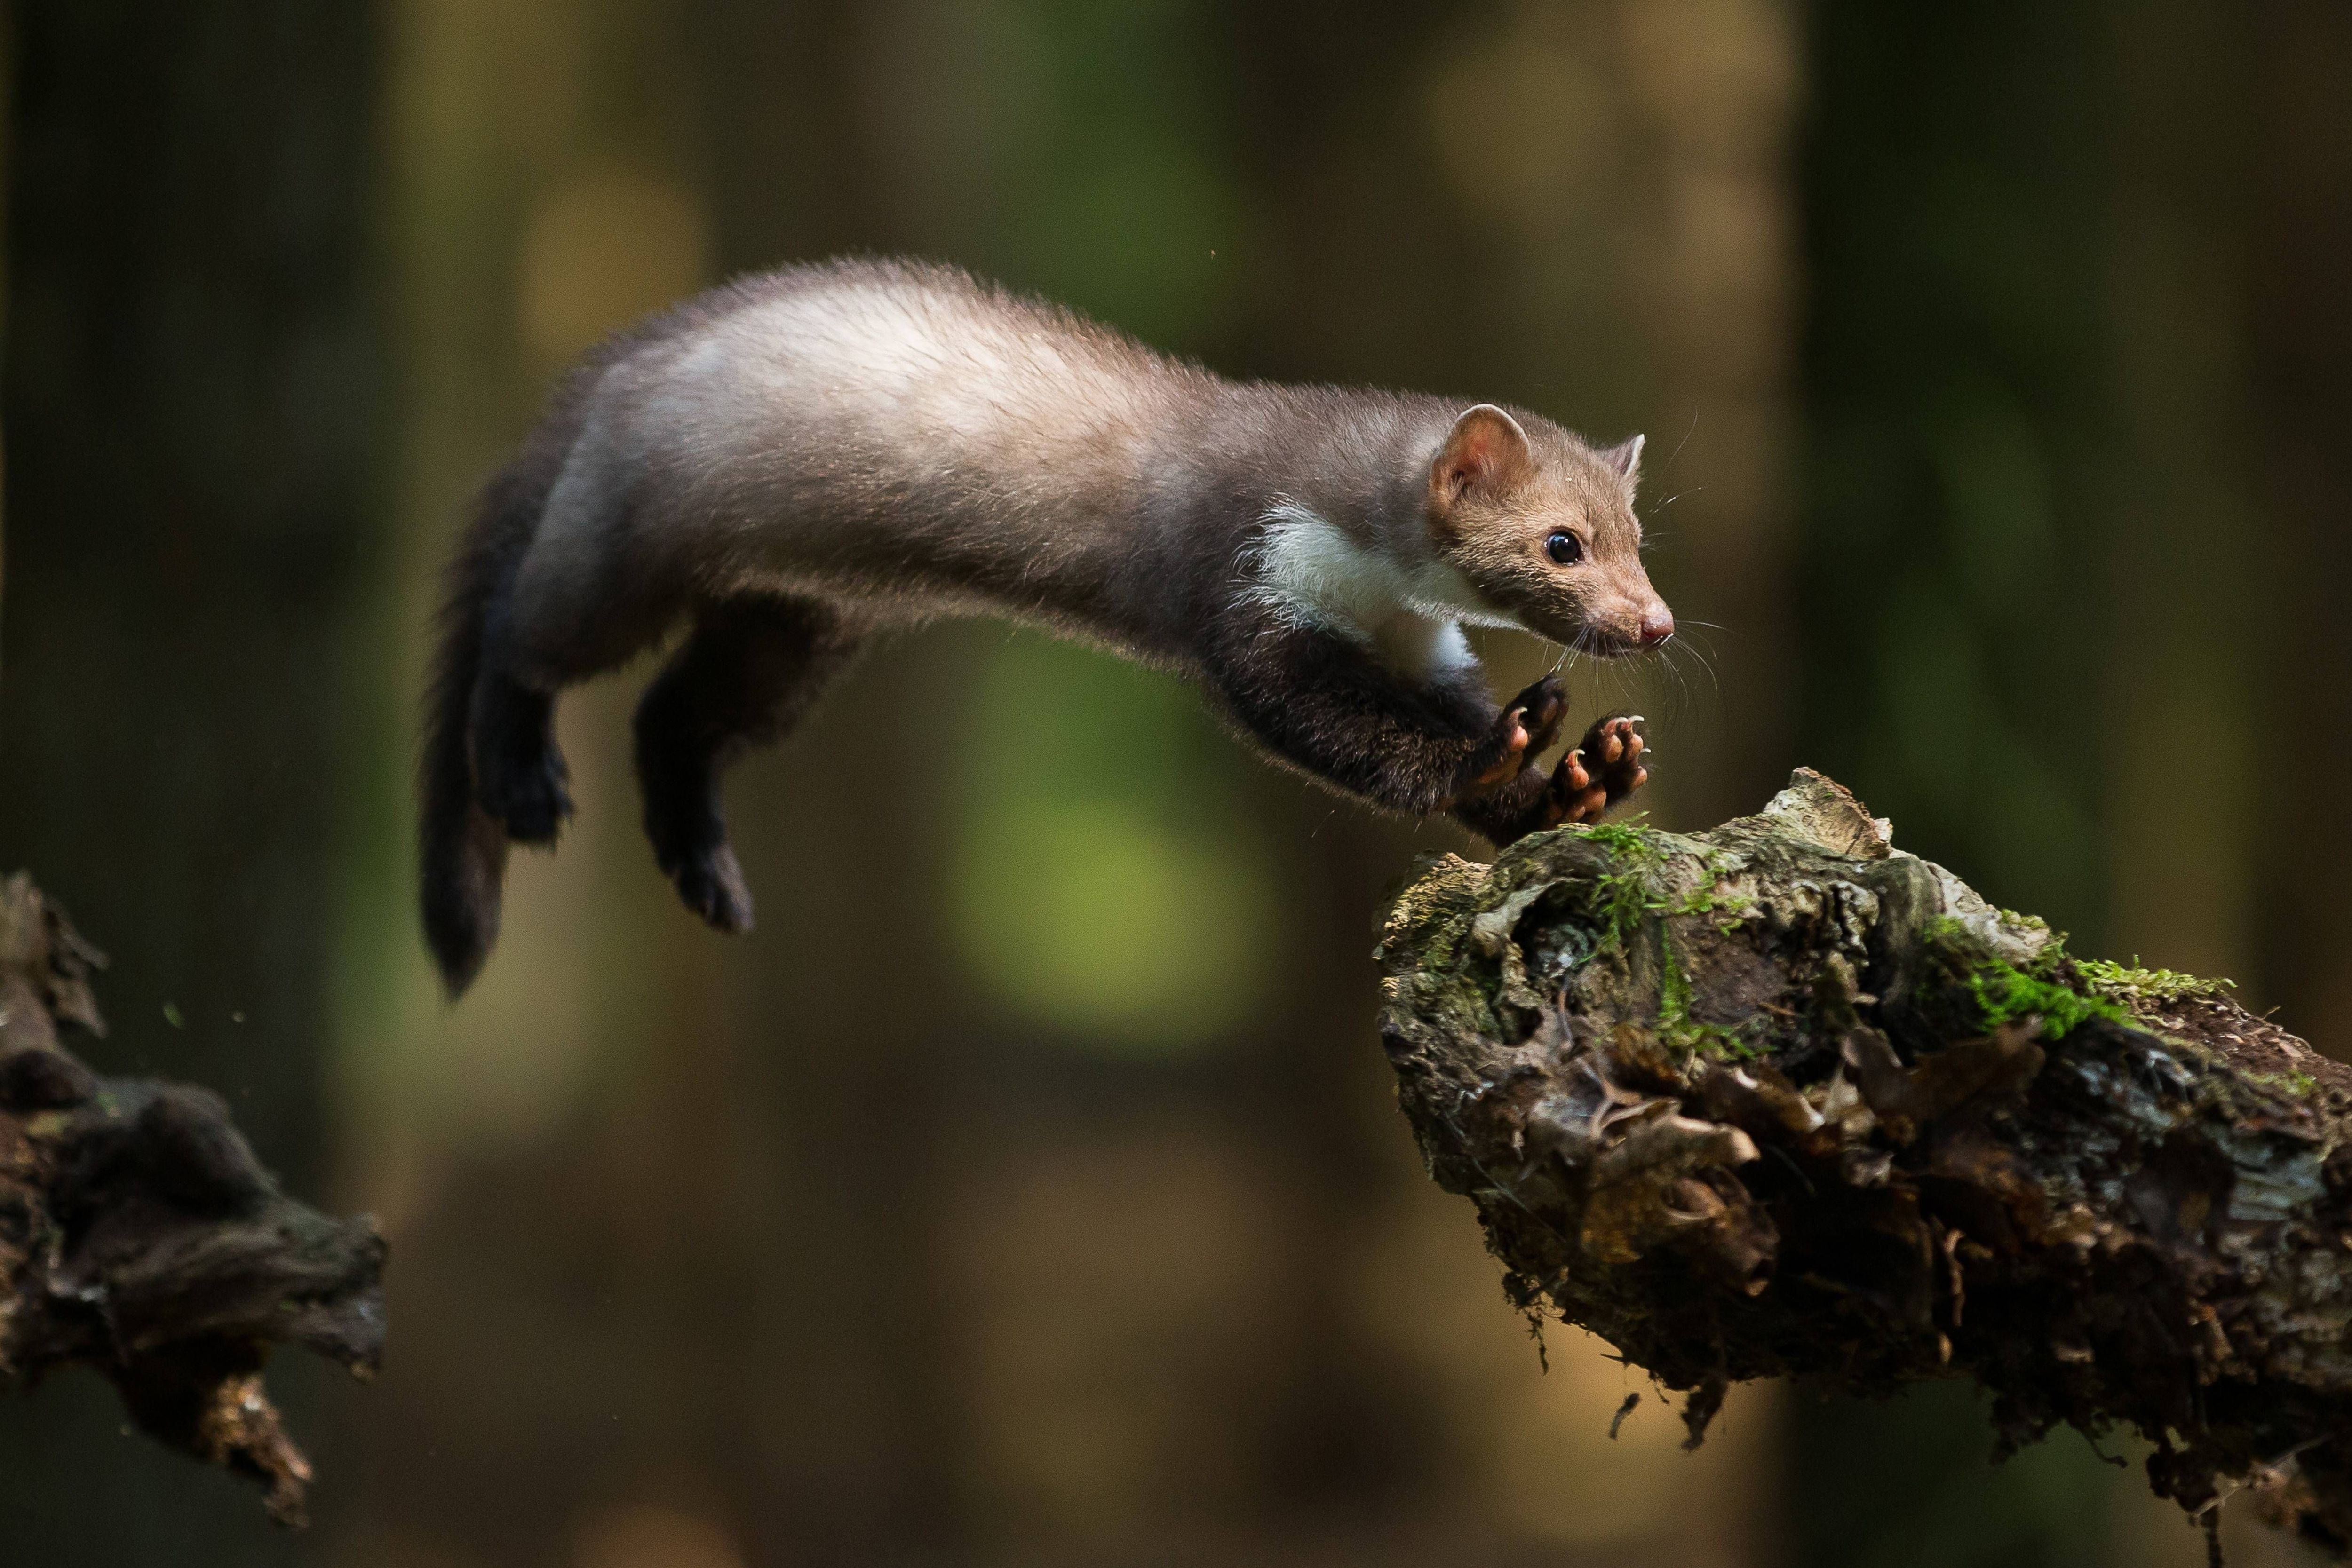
1545, 531, 1584, 566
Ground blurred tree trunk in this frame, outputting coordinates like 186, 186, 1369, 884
0, 0, 379, 1557
2254, 0, 2352, 1100
687, 10, 966, 1554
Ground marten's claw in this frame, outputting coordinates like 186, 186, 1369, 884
1464, 675, 1567, 793
1495, 713, 1651, 831
1541, 748, 1608, 827
1472, 716, 1531, 789
1581, 710, 1656, 818
1514, 678, 1570, 756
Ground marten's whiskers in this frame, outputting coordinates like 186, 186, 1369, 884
1672, 636, 1722, 699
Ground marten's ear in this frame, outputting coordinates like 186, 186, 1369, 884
1602, 433, 1645, 486
1430, 404, 1534, 507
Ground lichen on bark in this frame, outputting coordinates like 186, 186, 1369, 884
1377, 771, 2352, 1553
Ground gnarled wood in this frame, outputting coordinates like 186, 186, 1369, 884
1379, 772, 2352, 1555
0, 874, 384, 1526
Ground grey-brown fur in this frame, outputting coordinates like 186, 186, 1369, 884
420, 258, 1673, 994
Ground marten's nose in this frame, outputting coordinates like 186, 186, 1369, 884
1638, 604, 1676, 646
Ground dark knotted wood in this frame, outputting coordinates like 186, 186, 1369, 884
0, 874, 384, 1525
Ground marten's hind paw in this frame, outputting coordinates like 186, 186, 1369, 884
1544, 715, 1648, 826
645, 788, 755, 933
481, 739, 574, 845
472, 674, 573, 844
667, 843, 755, 934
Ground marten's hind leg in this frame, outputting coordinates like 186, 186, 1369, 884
634, 594, 863, 932
475, 529, 677, 847
472, 672, 572, 845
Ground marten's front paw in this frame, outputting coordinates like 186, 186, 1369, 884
1543, 715, 1648, 826
1462, 676, 1568, 794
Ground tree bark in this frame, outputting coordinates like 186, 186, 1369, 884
0, 875, 383, 1526
1377, 770, 2352, 1555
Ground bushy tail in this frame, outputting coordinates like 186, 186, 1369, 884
417, 459, 549, 996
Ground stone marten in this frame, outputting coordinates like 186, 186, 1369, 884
420, 258, 1674, 995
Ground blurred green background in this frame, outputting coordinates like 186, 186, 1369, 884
0, 0, 2344, 1564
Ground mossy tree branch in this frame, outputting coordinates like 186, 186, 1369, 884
0, 874, 384, 1526
1378, 771, 2352, 1556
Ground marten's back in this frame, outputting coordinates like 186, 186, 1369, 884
538, 260, 1232, 618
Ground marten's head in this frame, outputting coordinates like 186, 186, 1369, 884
1424, 404, 1673, 656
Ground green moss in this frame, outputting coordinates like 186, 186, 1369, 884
1926, 915, 2131, 1040
1576, 820, 1661, 859
1556, 824, 1764, 1062
1565, 825, 1752, 944
1659, 934, 1693, 1022
2075, 959, 2236, 1009
1925, 914, 1971, 947
1670, 851, 1755, 931
1677, 1021, 1768, 1062
1967, 960, 2130, 1038
1653, 920, 1766, 1062
2244, 1069, 2320, 1099
1926, 919, 2236, 1043
1568, 820, 1671, 952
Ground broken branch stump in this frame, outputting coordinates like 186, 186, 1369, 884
1377, 771, 2352, 1554
0, 873, 384, 1525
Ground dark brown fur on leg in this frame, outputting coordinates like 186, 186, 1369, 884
1202, 608, 1655, 846
1204, 614, 1522, 816
1208, 604, 1642, 826
1452, 762, 1556, 844
633, 594, 862, 932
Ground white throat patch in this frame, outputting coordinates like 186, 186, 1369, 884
1245, 501, 1526, 680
